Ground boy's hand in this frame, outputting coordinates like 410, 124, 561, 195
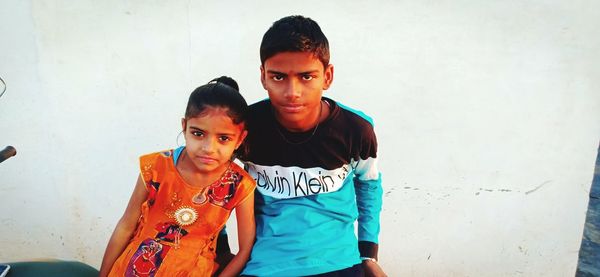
362, 259, 387, 277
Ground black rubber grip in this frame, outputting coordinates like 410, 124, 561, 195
0, 146, 16, 164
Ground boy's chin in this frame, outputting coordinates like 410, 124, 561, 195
277, 119, 317, 132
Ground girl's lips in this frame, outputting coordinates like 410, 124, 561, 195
196, 156, 217, 163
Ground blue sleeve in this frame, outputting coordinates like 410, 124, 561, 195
355, 171, 383, 243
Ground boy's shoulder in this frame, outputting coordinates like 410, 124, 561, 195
246, 98, 375, 126
331, 98, 375, 127
248, 98, 271, 111
325, 98, 376, 136
246, 99, 274, 126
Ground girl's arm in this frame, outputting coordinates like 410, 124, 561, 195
98, 175, 148, 277
217, 190, 255, 277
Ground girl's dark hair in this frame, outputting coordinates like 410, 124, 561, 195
184, 76, 247, 125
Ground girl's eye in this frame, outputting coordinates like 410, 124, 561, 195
302, 75, 314, 81
272, 75, 284, 81
192, 131, 204, 137
219, 136, 232, 142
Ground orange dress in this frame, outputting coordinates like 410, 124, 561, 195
109, 149, 255, 277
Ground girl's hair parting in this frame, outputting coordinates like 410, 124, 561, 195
184, 76, 248, 125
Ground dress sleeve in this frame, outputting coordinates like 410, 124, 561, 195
139, 151, 168, 190
216, 163, 256, 210
230, 168, 257, 208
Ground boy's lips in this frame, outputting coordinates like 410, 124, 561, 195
280, 104, 304, 113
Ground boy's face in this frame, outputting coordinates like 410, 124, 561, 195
260, 51, 333, 132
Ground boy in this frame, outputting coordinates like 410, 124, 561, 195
235, 15, 386, 276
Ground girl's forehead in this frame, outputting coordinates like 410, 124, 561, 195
190, 110, 231, 123
187, 107, 244, 130
198, 106, 230, 116
188, 106, 234, 121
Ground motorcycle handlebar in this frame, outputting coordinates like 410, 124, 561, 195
0, 146, 16, 164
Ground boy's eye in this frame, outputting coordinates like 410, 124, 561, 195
219, 136, 232, 142
272, 75, 284, 81
302, 75, 314, 81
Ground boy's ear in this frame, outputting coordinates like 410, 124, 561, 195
323, 64, 334, 90
260, 65, 267, 90
236, 130, 248, 149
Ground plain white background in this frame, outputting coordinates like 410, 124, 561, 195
1, 1, 599, 276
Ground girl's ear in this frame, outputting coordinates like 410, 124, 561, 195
181, 118, 186, 132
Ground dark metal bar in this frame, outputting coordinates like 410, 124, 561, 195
0, 146, 16, 164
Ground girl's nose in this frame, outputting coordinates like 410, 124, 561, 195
200, 139, 216, 153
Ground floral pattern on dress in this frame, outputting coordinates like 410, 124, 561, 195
207, 168, 242, 207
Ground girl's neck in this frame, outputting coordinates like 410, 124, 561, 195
176, 149, 230, 188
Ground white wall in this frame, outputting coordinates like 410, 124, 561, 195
1, 1, 599, 275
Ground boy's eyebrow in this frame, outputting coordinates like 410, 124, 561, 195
266, 70, 320, 75
266, 70, 287, 75
296, 70, 319, 75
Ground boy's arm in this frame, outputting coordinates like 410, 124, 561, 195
354, 168, 386, 277
353, 119, 386, 276
354, 169, 383, 258
99, 175, 147, 277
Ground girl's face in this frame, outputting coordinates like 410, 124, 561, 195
182, 107, 247, 176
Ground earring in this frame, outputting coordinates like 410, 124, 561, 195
176, 131, 184, 146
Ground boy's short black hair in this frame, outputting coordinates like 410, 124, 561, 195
260, 15, 330, 67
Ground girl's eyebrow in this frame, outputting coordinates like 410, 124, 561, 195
189, 126, 237, 136
217, 130, 238, 136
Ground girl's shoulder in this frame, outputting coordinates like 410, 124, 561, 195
230, 161, 256, 186
226, 161, 256, 205
140, 149, 173, 161
231, 162, 256, 190
139, 149, 174, 183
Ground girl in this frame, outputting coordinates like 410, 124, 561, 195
99, 76, 256, 277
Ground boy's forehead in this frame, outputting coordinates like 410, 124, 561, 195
263, 51, 324, 72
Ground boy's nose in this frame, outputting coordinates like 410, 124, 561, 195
284, 79, 301, 99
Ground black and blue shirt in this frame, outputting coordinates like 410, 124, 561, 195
241, 97, 383, 276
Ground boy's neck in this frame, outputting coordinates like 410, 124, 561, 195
276, 99, 330, 132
